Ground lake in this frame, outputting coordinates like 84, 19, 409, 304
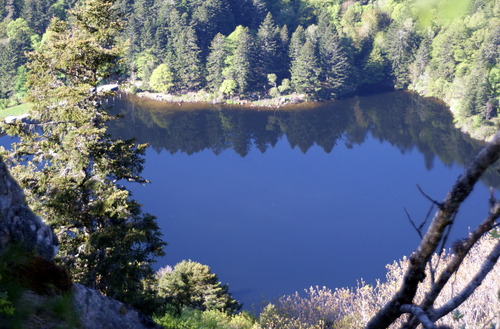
105, 90, 498, 310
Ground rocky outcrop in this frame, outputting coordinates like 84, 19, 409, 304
0, 158, 58, 260
72, 283, 163, 329
0, 157, 162, 329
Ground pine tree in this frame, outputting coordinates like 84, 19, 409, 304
276, 24, 290, 79
173, 24, 204, 91
290, 39, 321, 97
0, 44, 17, 99
317, 21, 350, 98
232, 27, 255, 93
2, 0, 165, 312
206, 33, 228, 92
191, 0, 235, 55
157, 260, 241, 314
21, 0, 53, 33
289, 25, 305, 63
386, 19, 418, 89
256, 12, 280, 84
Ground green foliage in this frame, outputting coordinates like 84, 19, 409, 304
135, 51, 158, 83
3, 0, 165, 313
149, 63, 175, 93
219, 79, 237, 96
0, 291, 15, 316
268, 73, 277, 88
206, 33, 228, 92
14, 65, 28, 99
230, 27, 255, 93
0, 246, 80, 328
290, 39, 321, 97
154, 308, 258, 329
156, 260, 241, 314
278, 78, 291, 94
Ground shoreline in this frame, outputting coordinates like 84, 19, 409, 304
132, 89, 311, 110
127, 86, 498, 142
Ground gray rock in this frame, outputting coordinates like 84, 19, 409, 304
0, 158, 58, 260
72, 284, 163, 329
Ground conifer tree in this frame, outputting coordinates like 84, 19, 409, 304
157, 260, 241, 314
317, 21, 350, 98
289, 25, 306, 63
2, 0, 165, 311
256, 12, 280, 83
206, 33, 228, 92
276, 24, 290, 79
173, 24, 204, 91
0, 44, 17, 99
290, 39, 321, 97
232, 27, 255, 93
21, 0, 53, 33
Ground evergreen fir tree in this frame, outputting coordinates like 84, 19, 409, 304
0, 44, 17, 99
290, 39, 321, 97
232, 27, 255, 93
289, 25, 306, 63
317, 22, 350, 98
174, 24, 204, 91
2, 0, 165, 312
276, 24, 290, 79
206, 33, 228, 92
256, 12, 280, 84
21, 0, 53, 33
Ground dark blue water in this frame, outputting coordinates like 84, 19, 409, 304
1, 92, 495, 310
88, 91, 500, 309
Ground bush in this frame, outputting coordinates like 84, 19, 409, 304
149, 64, 175, 93
261, 235, 499, 329
156, 260, 241, 314
154, 308, 259, 329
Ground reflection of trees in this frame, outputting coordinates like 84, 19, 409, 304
107, 91, 499, 186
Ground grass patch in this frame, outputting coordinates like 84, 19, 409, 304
0, 103, 30, 119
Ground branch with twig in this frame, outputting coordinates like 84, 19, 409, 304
365, 130, 500, 329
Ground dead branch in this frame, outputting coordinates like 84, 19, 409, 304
365, 130, 500, 329
405, 208, 423, 239
402, 200, 500, 328
417, 184, 442, 209
400, 305, 439, 329
431, 238, 500, 320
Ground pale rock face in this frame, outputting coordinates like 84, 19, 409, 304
0, 158, 160, 329
0, 158, 58, 260
72, 284, 163, 329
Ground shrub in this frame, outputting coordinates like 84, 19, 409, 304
149, 64, 175, 93
154, 308, 259, 329
261, 235, 499, 329
156, 260, 241, 314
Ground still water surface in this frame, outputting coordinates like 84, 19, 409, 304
108, 91, 497, 309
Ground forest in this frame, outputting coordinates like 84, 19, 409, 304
0, 0, 499, 328
0, 0, 499, 137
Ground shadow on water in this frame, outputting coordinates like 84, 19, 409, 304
108, 91, 499, 188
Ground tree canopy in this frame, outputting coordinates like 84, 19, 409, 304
1, 0, 165, 312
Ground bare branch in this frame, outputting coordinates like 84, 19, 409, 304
420, 203, 435, 232
405, 208, 423, 239
431, 238, 500, 320
365, 130, 500, 329
417, 184, 442, 209
402, 200, 500, 329
400, 305, 439, 329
